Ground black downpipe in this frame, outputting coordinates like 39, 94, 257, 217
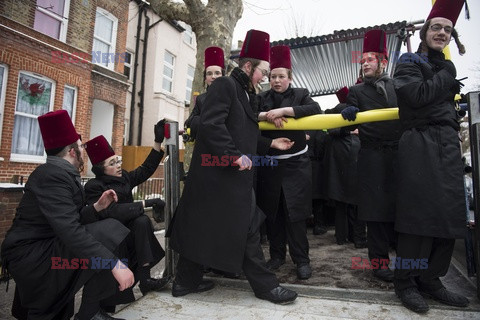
128, 3, 144, 146
137, 10, 149, 146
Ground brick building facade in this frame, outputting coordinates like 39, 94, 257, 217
0, 0, 130, 182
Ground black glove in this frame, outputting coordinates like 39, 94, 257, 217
145, 198, 165, 208
431, 58, 457, 78
341, 106, 359, 121
154, 119, 166, 143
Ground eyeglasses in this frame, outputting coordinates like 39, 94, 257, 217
256, 67, 269, 77
430, 24, 452, 34
105, 158, 122, 167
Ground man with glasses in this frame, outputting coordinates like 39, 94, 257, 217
393, 0, 469, 313
1, 110, 133, 320
83, 121, 169, 310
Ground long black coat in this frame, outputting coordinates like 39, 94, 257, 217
393, 52, 465, 239
184, 92, 206, 140
347, 78, 402, 222
256, 88, 321, 222
168, 73, 269, 274
325, 104, 360, 205
306, 129, 330, 200
1, 157, 129, 319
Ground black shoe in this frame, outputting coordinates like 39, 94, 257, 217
255, 286, 298, 305
419, 287, 469, 307
297, 263, 312, 280
172, 280, 214, 297
313, 225, 327, 235
354, 241, 367, 249
139, 276, 172, 295
266, 258, 285, 271
395, 287, 429, 313
373, 268, 394, 282
74, 309, 126, 320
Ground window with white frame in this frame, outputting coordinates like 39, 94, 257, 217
0, 64, 8, 146
123, 51, 133, 80
33, 0, 70, 41
182, 23, 194, 46
162, 51, 175, 93
63, 85, 77, 123
11, 72, 55, 161
185, 65, 195, 103
92, 8, 118, 69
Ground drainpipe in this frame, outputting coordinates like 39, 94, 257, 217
137, 11, 162, 146
128, 2, 144, 145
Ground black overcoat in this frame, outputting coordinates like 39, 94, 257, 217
168, 74, 269, 274
1, 158, 129, 319
305, 129, 330, 200
256, 88, 320, 222
185, 92, 206, 139
325, 104, 360, 205
347, 78, 402, 222
393, 52, 465, 238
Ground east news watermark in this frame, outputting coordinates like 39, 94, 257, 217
351, 257, 428, 270
51, 51, 127, 65
51, 257, 129, 270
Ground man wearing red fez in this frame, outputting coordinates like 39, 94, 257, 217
341, 29, 402, 284
256, 45, 321, 280
185, 46, 226, 140
323, 87, 366, 250
393, 0, 469, 313
168, 30, 298, 304
1, 110, 134, 320
83, 121, 169, 311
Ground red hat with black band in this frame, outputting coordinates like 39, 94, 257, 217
363, 29, 388, 58
85, 135, 115, 165
270, 45, 291, 70
427, 0, 465, 26
239, 29, 270, 62
38, 110, 80, 151
205, 46, 225, 69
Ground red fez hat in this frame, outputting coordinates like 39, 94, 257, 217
363, 29, 388, 57
336, 87, 349, 104
270, 45, 291, 70
204, 46, 225, 69
85, 135, 115, 165
427, 0, 464, 26
239, 29, 270, 62
38, 110, 80, 150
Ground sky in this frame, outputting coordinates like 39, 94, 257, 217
232, 0, 479, 108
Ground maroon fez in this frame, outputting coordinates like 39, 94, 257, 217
239, 29, 270, 62
427, 0, 464, 26
270, 45, 291, 70
38, 110, 80, 150
204, 46, 225, 69
336, 87, 349, 104
363, 29, 388, 57
85, 135, 115, 165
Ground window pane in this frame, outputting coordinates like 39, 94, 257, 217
164, 52, 174, 65
162, 78, 172, 92
92, 40, 110, 67
37, 0, 65, 16
12, 115, 44, 155
0, 66, 4, 94
12, 73, 53, 156
34, 10, 61, 39
187, 66, 195, 77
63, 87, 75, 117
17, 73, 52, 115
163, 66, 173, 78
94, 11, 113, 43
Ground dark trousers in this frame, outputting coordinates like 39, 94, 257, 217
312, 199, 327, 227
347, 205, 366, 244
175, 229, 279, 294
367, 221, 396, 261
267, 193, 309, 265
394, 233, 455, 291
